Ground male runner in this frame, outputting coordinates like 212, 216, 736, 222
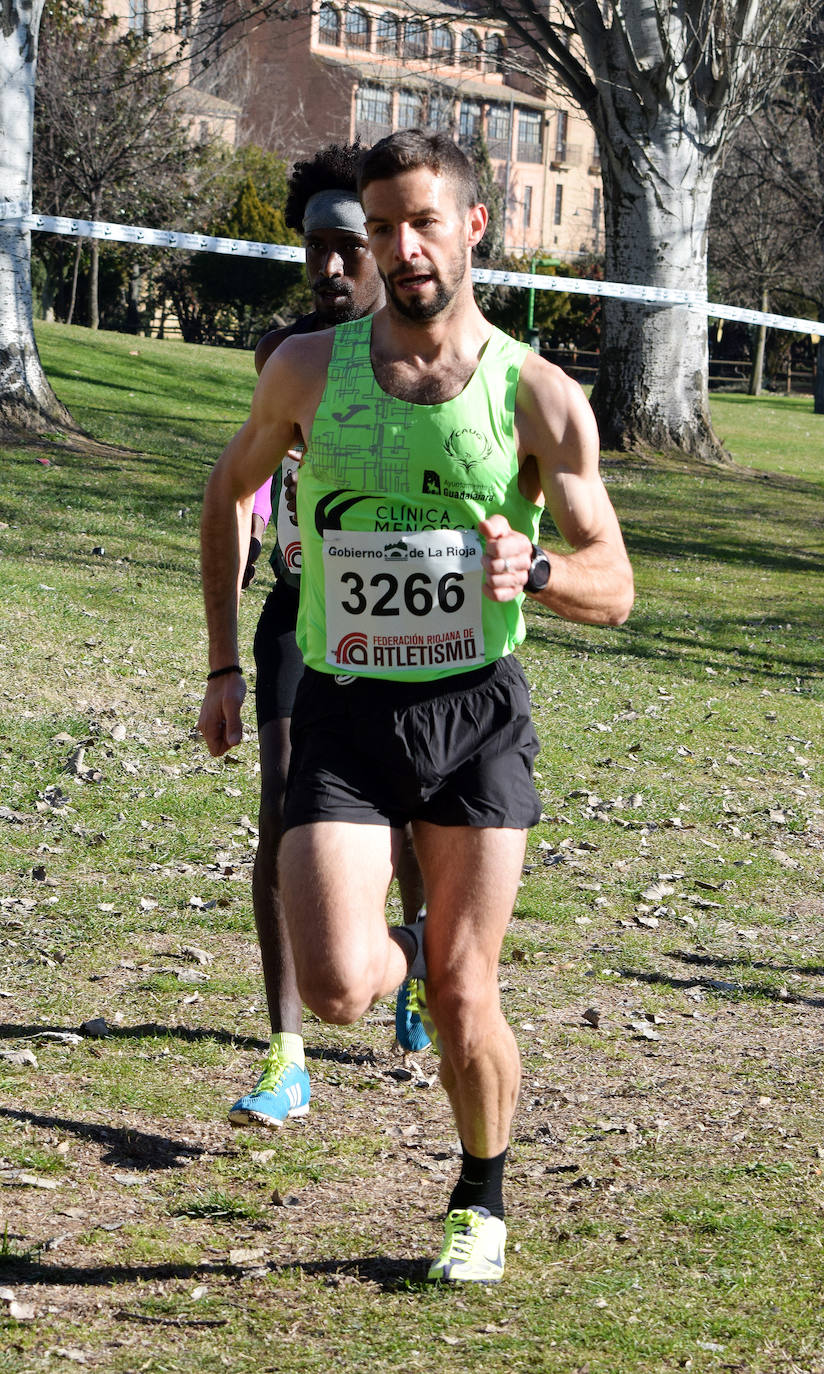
227, 141, 427, 1135
199, 130, 633, 1281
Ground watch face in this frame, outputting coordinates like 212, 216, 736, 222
528, 548, 550, 590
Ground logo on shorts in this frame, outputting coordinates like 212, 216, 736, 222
333, 632, 368, 666
282, 540, 302, 573
443, 428, 493, 474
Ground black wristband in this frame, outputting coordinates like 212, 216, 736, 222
206, 664, 243, 681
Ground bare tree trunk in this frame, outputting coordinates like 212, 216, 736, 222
749, 289, 769, 397
89, 238, 100, 331
89, 189, 101, 331
0, 1, 75, 434
66, 237, 82, 326
815, 339, 824, 417
592, 132, 722, 459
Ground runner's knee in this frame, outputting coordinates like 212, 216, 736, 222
297, 961, 378, 1025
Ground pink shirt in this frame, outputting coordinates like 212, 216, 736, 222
252, 479, 272, 527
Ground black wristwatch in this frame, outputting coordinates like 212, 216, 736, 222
524, 543, 551, 594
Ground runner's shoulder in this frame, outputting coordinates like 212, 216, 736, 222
515, 350, 597, 458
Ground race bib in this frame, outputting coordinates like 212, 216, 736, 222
276, 451, 302, 576
323, 528, 485, 674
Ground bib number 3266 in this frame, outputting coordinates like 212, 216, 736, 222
323, 528, 485, 674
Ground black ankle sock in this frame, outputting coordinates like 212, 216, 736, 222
390, 922, 426, 980
448, 1144, 507, 1220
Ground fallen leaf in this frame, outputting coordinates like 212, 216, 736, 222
229, 1247, 267, 1266
641, 882, 674, 902
582, 1007, 601, 1028
0, 1048, 37, 1067
9, 1300, 36, 1321
180, 944, 213, 965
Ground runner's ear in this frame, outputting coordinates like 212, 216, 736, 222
467, 202, 488, 249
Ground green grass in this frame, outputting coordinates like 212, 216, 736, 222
0, 324, 821, 1374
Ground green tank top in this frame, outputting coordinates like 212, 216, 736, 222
296, 315, 542, 681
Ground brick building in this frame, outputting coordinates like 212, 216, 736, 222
103, 1, 602, 261
231, 1, 602, 260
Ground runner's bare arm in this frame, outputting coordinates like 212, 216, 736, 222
480, 356, 634, 626
198, 335, 329, 756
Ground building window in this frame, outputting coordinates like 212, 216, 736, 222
458, 100, 482, 148
404, 19, 427, 60
523, 185, 533, 230
426, 91, 454, 132
174, 0, 192, 37
431, 26, 453, 64
555, 110, 568, 162
485, 33, 505, 73
487, 103, 511, 158
460, 29, 481, 68
398, 89, 424, 127
128, 0, 148, 34
345, 7, 370, 49
318, 3, 340, 46
518, 109, 543, 163
376, 11, 399, 56
355, 84, 393, 142
553, 184, 563, 226
591, 187, 601, 229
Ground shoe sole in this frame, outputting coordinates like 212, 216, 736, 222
428, 1272, 503, 1284
227, 1103, 309, 1129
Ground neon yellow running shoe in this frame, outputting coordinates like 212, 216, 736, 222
428, 1207, 506, 1283
413, 978, 440, 1056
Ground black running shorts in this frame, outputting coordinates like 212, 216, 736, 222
253, 579, 304, 728
282, 654, 542, 832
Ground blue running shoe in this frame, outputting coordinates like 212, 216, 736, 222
395, 978, 431, 1053
228, 1036, 310, 1129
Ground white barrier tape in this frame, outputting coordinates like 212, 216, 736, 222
23, 213, 305, 263
11, 211, 823, 337
472, 267, 823, 336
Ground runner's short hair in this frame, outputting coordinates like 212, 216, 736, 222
358, 130, 480, 213
285, 140, 367, 231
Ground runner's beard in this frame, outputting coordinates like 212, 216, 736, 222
384, 252, 466, 321
313, 278, 360, 325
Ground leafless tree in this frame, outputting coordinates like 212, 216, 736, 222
710, 100, 821, 395
34, 2, 195, 330
417, 1, 810, 458
0, 0, 295, 435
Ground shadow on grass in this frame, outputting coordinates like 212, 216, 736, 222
665, 950, 824, 979
526, 607, 823, 686
0, 1252, 426, 1294
0, 1020, 267, 1052
0, 1021, 373, 1067
619, 960, 824, 1008
0, 1106, 206, 1168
